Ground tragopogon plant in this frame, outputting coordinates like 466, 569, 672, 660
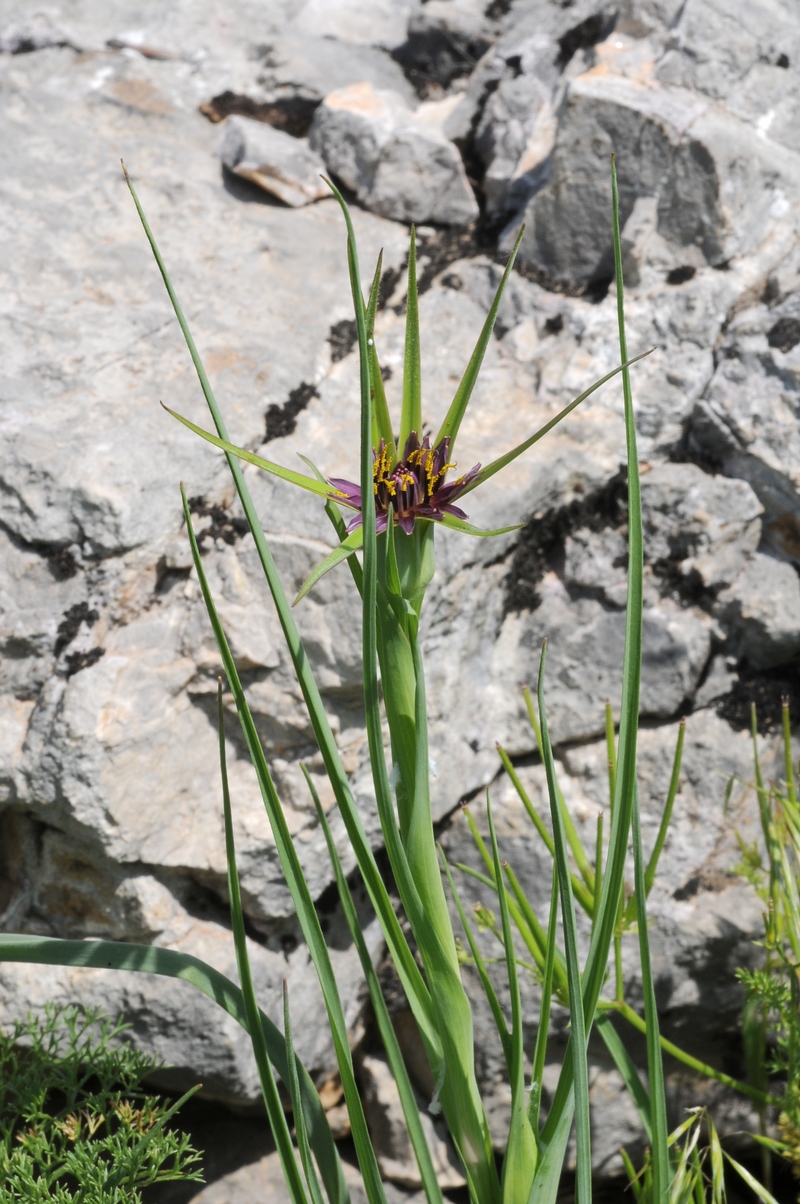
0, 157, 680, 1204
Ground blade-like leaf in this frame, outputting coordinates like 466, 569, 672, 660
283, 982, 326, 1204
308, 768, 445, 1204
366, 251, 396, 460
434, 226, 525, 455
124, 166, 436, 1077
538, 154, 648, 1167
0, 932, 347, 1204
643, 717, 685, 897
162, 404, 334, 498
439, 515, 523, 538
461, 349, 653, 497
217, 682, 312, 1204
440, 849, 513, 1073
399, 226, 421, 451
487, 794, 537, 1201
529, 868, 559, 1136
182, 487, 388, 1204
723, 1153, 781, 1204
537, 640, 591, 1204
294, 527, 364, 605
595, 1013, 651, 1142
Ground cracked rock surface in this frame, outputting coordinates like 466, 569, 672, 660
1, 0, 799, 1193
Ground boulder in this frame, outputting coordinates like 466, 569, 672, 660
217, 116, 328, 207
287, 0, 418, 53
309, 82, 479, 225
640, 462, 763, 589
257, 31, 417, 109
714, 553, 800, 670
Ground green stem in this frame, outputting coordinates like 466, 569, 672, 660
605, 1000, 782, 1108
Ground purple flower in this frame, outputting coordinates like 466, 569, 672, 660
329, 432, 480, 536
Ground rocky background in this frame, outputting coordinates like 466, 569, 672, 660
1, 0, 799, 1199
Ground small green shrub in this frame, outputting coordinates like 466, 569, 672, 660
0, 1005, 202, 1203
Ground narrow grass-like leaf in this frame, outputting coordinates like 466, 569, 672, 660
182, 488, 387, 1204
621, 1148, 643, 1203
504, 862, 568, 996
496, 746, 594, 914
486, 795, 537, 1201
439, 515, 523, 538
0, 933, 348, 1204
536, 641, 591, 1204
460, 350, 653, 497
283, 982, 326, 1204
365, 251, 396, 459
595, 1013, 651, 1143
124, 166, 436, 1077
307, 769, 445, 1204
162, 405, 334, 497
723, 1153, 781, 1204
399, 226, 421, 451
592, 812, 604, 928
434, 226, 524, 455
300, 453, 365, 597
630, 782, 670, 1201
440, 850, 513, 1074
529, 868, 559, 1136
294, 527, 364, 605
643, 718, 684, 897
611, 1001, 776, 1105
536, 153, 648, 1170
217, 682, 312, 1204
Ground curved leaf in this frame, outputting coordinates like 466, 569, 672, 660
294, 528, 364, 605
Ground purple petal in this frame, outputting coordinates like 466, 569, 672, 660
328, 477, 362, 506
440, 503, 468, 520
398, 513, 416, 535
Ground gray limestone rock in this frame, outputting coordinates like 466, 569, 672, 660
257, 31, 417, 109
358, 1052, 465, 1189
714, 552, 800, 670
216, 116, 328, 207
641, 462, 763, 589
310, 82, 479, 226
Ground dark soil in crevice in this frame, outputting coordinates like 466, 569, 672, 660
716, 666, 800, 734
199, 90, 318, 137
187, 495, 249, 545
391, 28, 493, 99
264, 380, 319, 442
515, 255, 613, 302
556, 6, 618, 67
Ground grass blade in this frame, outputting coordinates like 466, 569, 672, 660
460, 350, 653, 497
434, 226, 524, 455
0, 933, 348, 1203
595, 1013, 651, 1143
537, 641, 591, 1204
486, 795, 537, 1200
643, 718, 685, 897
283, 982, 326, 1204
365, 251, 396, 460
399, 226, 421, 451
307, 767, 445, 1204
630, 784, 669, 1201
529, 868, 559, 1136
217, 681, 311, 1204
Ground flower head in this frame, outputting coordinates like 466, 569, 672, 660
329, 432, 480, 536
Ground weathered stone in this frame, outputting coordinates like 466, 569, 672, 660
257, 31, 417, 109
519, 44, 800, 288
0, 13, 75, 54
640, 462, 763, 589
216, 116, 328, 207
359, 1053, 465, 1189
309, 82, 479, 226
714, 552, 800, 670
288, 0, 418, 52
